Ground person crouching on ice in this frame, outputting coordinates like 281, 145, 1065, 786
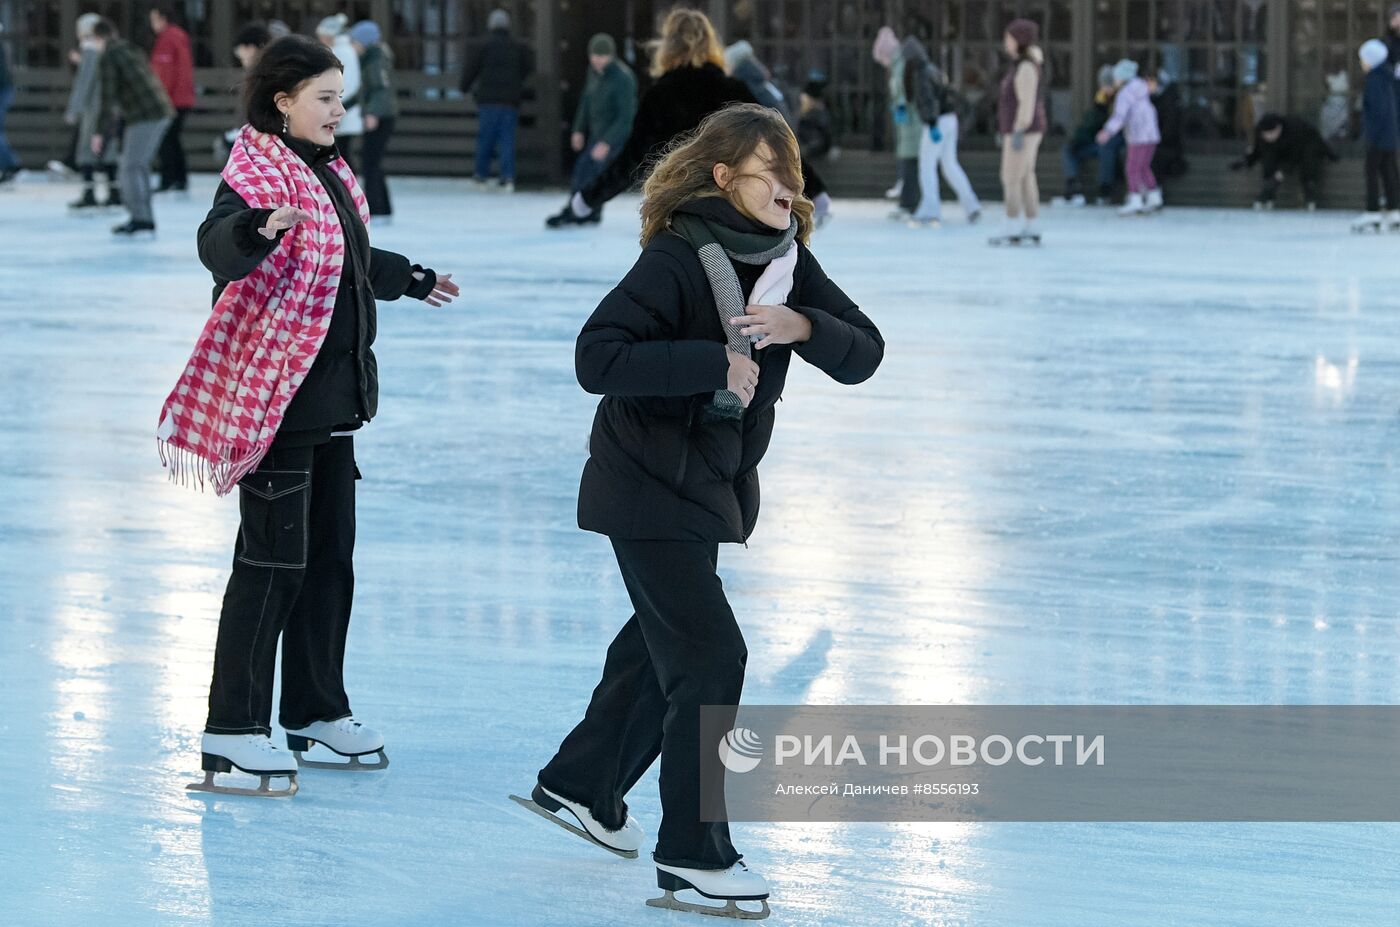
517, 102, 883, 918
156, 36, 459, 797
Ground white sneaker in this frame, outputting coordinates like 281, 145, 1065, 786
1118, 192, 1145, 216
201, 732, 297, 775
285, 716, 384, 757
497, 180, 515, 194
907, 217, 940, 228
884, 179, 903, 199
1144, 188, 1164, 212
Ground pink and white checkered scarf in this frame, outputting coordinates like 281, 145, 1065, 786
156, 125, 369, 495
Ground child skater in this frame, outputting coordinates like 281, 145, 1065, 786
1354, 39, 1400, 233
515, 102, 884, 919
157, 36, 460, 797
1097, 58, 1163, 216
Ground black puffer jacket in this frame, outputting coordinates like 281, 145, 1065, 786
459, 28, 535, 106
196, 136, 436, 444
575, 200, 884, 542
581, 62, 829, 209
582, 63, 755, 210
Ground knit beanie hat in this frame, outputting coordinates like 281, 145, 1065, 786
1096, 64, 1114, 88
872, 27, 900, 67
1006, 18, 1039, 50
588, 33, 616, 56
349, 20, 381, 47
315, 13, 348, 38
488, 9, 510, 31
1112, 58, 1139, 83
1360, 38, 1389, 70
1256, 113, 1283, 133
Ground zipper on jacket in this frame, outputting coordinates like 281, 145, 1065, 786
673, 403, 696, 486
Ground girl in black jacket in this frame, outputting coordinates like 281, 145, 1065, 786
521, 103, 883, 918
181, 37, 458, 796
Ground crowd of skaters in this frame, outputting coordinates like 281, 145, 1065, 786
6, 4, 1400, 243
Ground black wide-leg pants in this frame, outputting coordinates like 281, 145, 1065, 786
205, 437, 358, 737
539, 538, 748, 871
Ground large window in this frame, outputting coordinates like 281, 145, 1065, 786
1094, 0, 1269, 141
1290, 0, 1388, 145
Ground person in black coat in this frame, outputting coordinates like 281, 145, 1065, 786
529, 104, 882, 912
191, 37, 459, 786
460, 8, 534, 189
549, 7, 828, 229
1359, 38, 1400, 222
1230, 112, 1337, 210
1150, 72, 1187, 180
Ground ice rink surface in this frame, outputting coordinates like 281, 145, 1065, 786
2, 176, 1399, 925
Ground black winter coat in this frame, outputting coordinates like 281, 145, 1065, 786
196, 136, 434, 445
1241, 115, 1334, 174
460, 28, 535, 106
579, 62, 830, 208
580, 63, 755, 211
575, 202, 884, 542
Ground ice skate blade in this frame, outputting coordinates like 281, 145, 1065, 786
291, 748, 389, 771
185, 770, 298, 798
646, 890, 770, 920
507, 793, 639, 859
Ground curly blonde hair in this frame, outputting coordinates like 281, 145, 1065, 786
648, 8, 725, 78
640, 103, 813, 247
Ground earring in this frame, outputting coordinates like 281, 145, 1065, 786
281, 113, 289, 134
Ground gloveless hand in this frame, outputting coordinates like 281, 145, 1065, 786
418, 272, 460, 308
258, 206, 315, 240
730, 304, 812, 350
726, 349, 759, 407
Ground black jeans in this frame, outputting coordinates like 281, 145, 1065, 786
897, 157, 921, 212
205, 437, 358, 736
361, 116, 395, 216
539, 538, 747, 870
158, 108, 189, 189
1365, 147, 1399, 211
1259, 149, 1324, 205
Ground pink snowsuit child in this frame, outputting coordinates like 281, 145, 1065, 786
1098, 59, 1162, 213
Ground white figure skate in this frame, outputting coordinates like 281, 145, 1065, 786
187, 733, 298, 798
647, 860, 771, 920
285, 717, 388, 770
509, 784, 643, 859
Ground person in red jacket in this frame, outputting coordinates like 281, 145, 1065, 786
149, 4, 194, 192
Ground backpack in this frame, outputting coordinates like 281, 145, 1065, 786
911, 61, 958, 125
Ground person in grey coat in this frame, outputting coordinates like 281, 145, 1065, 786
64, 13, 121, 210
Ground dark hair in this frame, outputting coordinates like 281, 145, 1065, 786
91, 17, 116, 39
234, 23, 271, 49
149, 4, 176, 22
242, 36, 343, 134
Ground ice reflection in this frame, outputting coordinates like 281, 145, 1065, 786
48, 570, 114, 805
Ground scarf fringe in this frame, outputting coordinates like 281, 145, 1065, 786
158, 440, 269, 497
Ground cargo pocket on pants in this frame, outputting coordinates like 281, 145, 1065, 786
236, 469, 311, 569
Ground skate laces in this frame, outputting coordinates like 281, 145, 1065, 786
331, 717, 363, 734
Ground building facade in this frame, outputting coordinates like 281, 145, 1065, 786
0, 0, 1392, 181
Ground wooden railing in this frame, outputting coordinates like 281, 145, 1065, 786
7, 66, 549, 180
